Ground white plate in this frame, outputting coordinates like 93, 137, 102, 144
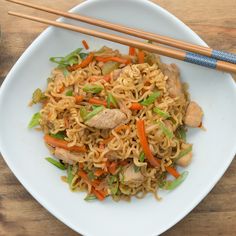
0, 0, 236, 235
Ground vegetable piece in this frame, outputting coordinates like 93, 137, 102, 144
138, 50, 145, 63
50, 48, 83, 67
164, 171, 188, 190
63, 69, 69, 77
133, 165, 140, 172
139, 152, 145, 162
82, 40, 89, 50
28, 112, 41, 128
80, 107, 88, 121
68, 52, 94, 71
176, 126, 187, 141
32, 88, 44, 104
153, 107, 170, 119
45, 157, 66, 170
129, 102, 143, 110
158, 121, 174, 139
87, 171, 95, 180
66, 90, 73, 96
75, 95, 84, 104
140, 92, 161, 106
83, 106, 104, 121
94, 169, 106, 177
102, 61, 120, 75
91, 187, 106, 201
108, 162, 118, 175
106, 92, 118, 108
114, 124, 128, 133
50, 132, 66, 140
165, 166, 180, 178
136, 119, 160, 167
103, 74, 111, 82
96, 56, 129, 64
129, 46, 135, 56
44, 134, 86, 152
84, 194, 97, 201
88, 98, 107, 107
67, 165, 73, 185
79, 52, 88, 60
83, 84, 103, 94
175, 145, 192, 162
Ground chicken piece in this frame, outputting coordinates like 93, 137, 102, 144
176, 143, 193, 167
111, 69, 122, 80
164, 64, 183, 98
85, 108, 126, 129
184, 101, 203, 127
54, 147, 78, 164
123, 164, 144, 184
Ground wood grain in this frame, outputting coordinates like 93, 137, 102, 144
0, 0, 235, 235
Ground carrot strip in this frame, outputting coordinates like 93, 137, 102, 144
95, 56, 129, 64
44, 135, 86, 152
91, 187, 106, 201
166, 166, 180, 178
58, 86, 65, 93
129, 46, 135, 56
129, 102, 143, 110
79, 163, 84, 169
108, 162, 118, 175
136, 120, 160, 167
82, 40, 89, 50
68, 52, 94, 71
101, 136, 114, 145
103, 74, 111, 82
138, 50, 145, 63
94, 169, 106, 177
114, 124, 129, 133
75, 95, 84, 104
88, 98, 107, 106
64, 117, 69, 128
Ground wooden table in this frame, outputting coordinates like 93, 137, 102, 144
0, 0, 235, 235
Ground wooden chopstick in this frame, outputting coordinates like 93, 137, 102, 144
7, 11, 236, 73
7, 0, 236, 64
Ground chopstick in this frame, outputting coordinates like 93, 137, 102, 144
7, 12, 236, 73
7, 0, 236, 64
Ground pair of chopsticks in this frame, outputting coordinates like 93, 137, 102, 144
7, 0, 236, 73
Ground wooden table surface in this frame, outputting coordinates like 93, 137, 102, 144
0, 0, 235, 235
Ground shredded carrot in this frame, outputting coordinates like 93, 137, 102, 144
82, 40, 89, 50
108, 162, 118, 175
166, 166, 180, 178
138, 50, 145, 63
129, 102, 143, 110
95, 56, 130, 65
75, 95, 84, 104
94, 169, 106, 177
103, 74, 111, 82
44, 135, 86, 152
101, 136, 114, 145
79, 163, 84, 169
68, 52, 94, 71
58, 86, 65, 93
136, 120, 160, 167
129, 46, 135, 56
91, 187, 107, 201
114, 124, 129, 133
88, 98, 107, 107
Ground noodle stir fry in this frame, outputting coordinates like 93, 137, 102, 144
29, 44, 203, 201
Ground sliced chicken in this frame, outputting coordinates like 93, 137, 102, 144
54, 147, 78, 164
164, 64, 183, 98
123, 164, 144, 184
111, 69, 122, 80
184, 101, 203, 127
85, 108, 126, 129
176, 143, 193, 167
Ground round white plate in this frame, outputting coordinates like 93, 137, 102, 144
0, 0, 236, 235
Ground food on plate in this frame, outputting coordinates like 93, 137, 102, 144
28, 42, 203, 201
